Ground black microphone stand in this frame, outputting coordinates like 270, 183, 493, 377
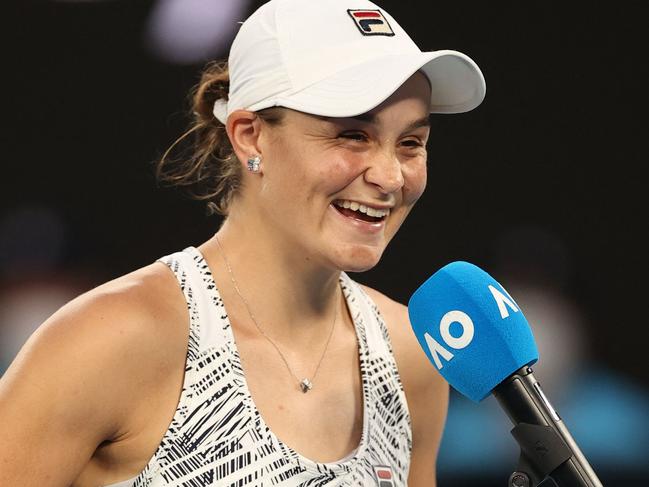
493, 367, 604, 487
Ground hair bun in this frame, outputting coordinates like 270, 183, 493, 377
192, 61, 230, 123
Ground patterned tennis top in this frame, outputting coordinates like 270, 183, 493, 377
127, 246, 411, 486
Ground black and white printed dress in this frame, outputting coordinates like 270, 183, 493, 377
127, 246, 411, 486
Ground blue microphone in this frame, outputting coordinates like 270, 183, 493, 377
408, 261, 603, 487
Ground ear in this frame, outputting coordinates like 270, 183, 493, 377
226, 110, 263, 172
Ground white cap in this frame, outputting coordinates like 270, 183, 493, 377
213, 0, 486, 124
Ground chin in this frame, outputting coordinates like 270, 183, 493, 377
330, 243, 385, 273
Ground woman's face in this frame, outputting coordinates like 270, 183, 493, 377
255, 72, 431, 272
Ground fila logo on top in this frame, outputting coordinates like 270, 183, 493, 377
347, 9, 395, 36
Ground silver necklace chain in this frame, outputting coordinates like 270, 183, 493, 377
215, 235, 338, 393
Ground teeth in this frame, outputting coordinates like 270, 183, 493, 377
334, 200, 390, 218
366, 207, 380, 217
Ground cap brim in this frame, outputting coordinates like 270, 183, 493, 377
249, 49, 485, 117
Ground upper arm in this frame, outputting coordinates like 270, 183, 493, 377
362, 286, 448, 487
0, 267, 182, 486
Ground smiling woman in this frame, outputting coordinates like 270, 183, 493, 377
0, 0, 485, 486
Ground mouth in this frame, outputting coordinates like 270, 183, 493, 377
332, 199, 391, 223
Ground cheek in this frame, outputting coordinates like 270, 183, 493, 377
263, 138, 314, 193
263, 144, 360, 207
314, 150, 363, 189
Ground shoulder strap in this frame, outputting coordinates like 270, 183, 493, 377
339, 272, 395, 358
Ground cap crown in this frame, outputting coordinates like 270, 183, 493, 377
228, 0, 420, 111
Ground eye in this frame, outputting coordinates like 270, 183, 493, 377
400, 138, 424, 148
339, 132, 368, 142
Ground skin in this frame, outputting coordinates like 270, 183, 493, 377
0, 72, 448, 486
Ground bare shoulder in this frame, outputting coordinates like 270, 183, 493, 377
22, 260, 188, 414
360, 285, 448, 486
0, 260, 188, 486
24, 261, 187, 392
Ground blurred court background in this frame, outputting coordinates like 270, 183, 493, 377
2, 1, 647, 485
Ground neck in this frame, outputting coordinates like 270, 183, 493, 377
199, 205, 342, 340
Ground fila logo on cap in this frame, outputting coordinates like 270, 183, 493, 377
373, 465, 395, 486
347, 9, 395, 36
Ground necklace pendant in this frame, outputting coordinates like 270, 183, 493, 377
300, 378, 313, 393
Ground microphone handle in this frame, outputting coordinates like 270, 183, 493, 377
493, 367, 603, 487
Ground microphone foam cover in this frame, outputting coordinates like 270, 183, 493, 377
408, 261, 538, 402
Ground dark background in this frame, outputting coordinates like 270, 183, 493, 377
2, 1, 648, 485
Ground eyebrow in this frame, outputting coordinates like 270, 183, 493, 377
402, 116, 431, 132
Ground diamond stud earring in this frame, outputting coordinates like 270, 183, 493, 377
247, 155, 261, 172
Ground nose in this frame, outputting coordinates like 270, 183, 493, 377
363, 148, 404, 194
